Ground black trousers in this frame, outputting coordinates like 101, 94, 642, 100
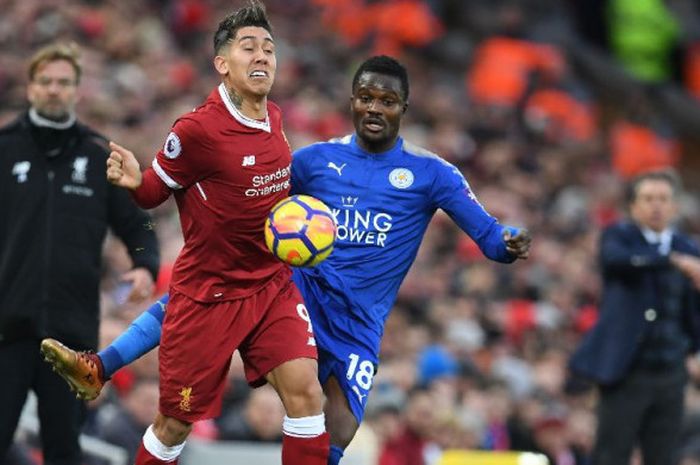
592, 365, 686, 465
0, 339, 85, 465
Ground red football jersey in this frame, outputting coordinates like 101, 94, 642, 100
149, 84, 292, 302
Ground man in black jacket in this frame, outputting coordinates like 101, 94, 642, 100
0, 42, 160, 465
570, 170, 700, 465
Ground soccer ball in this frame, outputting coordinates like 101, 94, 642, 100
264, 195, 337, 267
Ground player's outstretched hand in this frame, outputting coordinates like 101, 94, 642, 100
503, 227, 531, 260
107, 141, 143, 190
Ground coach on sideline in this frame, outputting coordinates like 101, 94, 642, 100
570, 170, 700, 465
0, 42, 159, 465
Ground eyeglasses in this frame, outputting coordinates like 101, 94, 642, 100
33, 77, 77, 88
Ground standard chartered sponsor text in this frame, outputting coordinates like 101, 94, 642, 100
331, 208, 393, 247
245, 179, 290, 197
252, 165, 290, 186
246, 165, 291, 197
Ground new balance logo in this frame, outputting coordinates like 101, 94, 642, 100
327, 161, 347, 176
242, 155, 256, 166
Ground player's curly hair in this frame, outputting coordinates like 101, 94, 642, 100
213, 0, 273, 54
352, 55, 409, 102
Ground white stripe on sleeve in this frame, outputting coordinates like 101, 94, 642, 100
152, 158, 183, 190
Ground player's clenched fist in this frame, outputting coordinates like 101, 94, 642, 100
106, 141, 142, 190
503, 227, 532, 260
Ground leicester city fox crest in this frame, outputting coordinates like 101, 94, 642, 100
389, 168, 414, 189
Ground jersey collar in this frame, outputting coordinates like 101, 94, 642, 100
218, 83, 271, 133
351, 134, 404, 158
28, 107, 76, 130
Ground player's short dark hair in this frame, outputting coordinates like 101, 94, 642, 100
352, 55, 409, 102
213, 0, 272, 54
626, 169, 681, 204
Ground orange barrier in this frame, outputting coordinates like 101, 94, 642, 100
312, 0, 443, 55
524, 89, 597, 143
467, 37, 564, 107
610, 120, 680, 179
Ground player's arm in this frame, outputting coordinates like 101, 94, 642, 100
107, 142, 170, 209
108, 118, 211, 209
431, 161, 528, 263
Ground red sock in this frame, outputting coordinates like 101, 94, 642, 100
282, 432, 330, 465
134, 443, 178, 465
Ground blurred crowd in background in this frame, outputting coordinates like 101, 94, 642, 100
5, 0, 700, 464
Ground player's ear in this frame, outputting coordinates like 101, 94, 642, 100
213, 55, 228, 77
402, 102, 408, 114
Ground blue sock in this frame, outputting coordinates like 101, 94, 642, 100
98, 294, 168, 377
328, 445, 344, 465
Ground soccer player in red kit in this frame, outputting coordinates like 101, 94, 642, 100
104, 2, 329, 464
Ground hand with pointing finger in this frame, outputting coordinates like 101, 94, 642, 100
106, 141, 143, 190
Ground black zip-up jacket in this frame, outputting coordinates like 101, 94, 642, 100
0, 112, 159, 349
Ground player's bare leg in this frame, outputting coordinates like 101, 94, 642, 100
323, 375, 360, 465
266, 357, 330, 465
152, 413, 191, 445
134, 412, 191, 465
40, 338, 105, 400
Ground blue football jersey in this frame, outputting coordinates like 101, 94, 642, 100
291, 134, 514, 338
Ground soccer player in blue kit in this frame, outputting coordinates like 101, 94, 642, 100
43, 56, 531, 464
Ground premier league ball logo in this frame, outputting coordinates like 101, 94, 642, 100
163, 132, 182, 159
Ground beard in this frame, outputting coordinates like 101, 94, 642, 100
35, 101, 74, 122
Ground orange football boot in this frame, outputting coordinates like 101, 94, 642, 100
40, 338, 105, 400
